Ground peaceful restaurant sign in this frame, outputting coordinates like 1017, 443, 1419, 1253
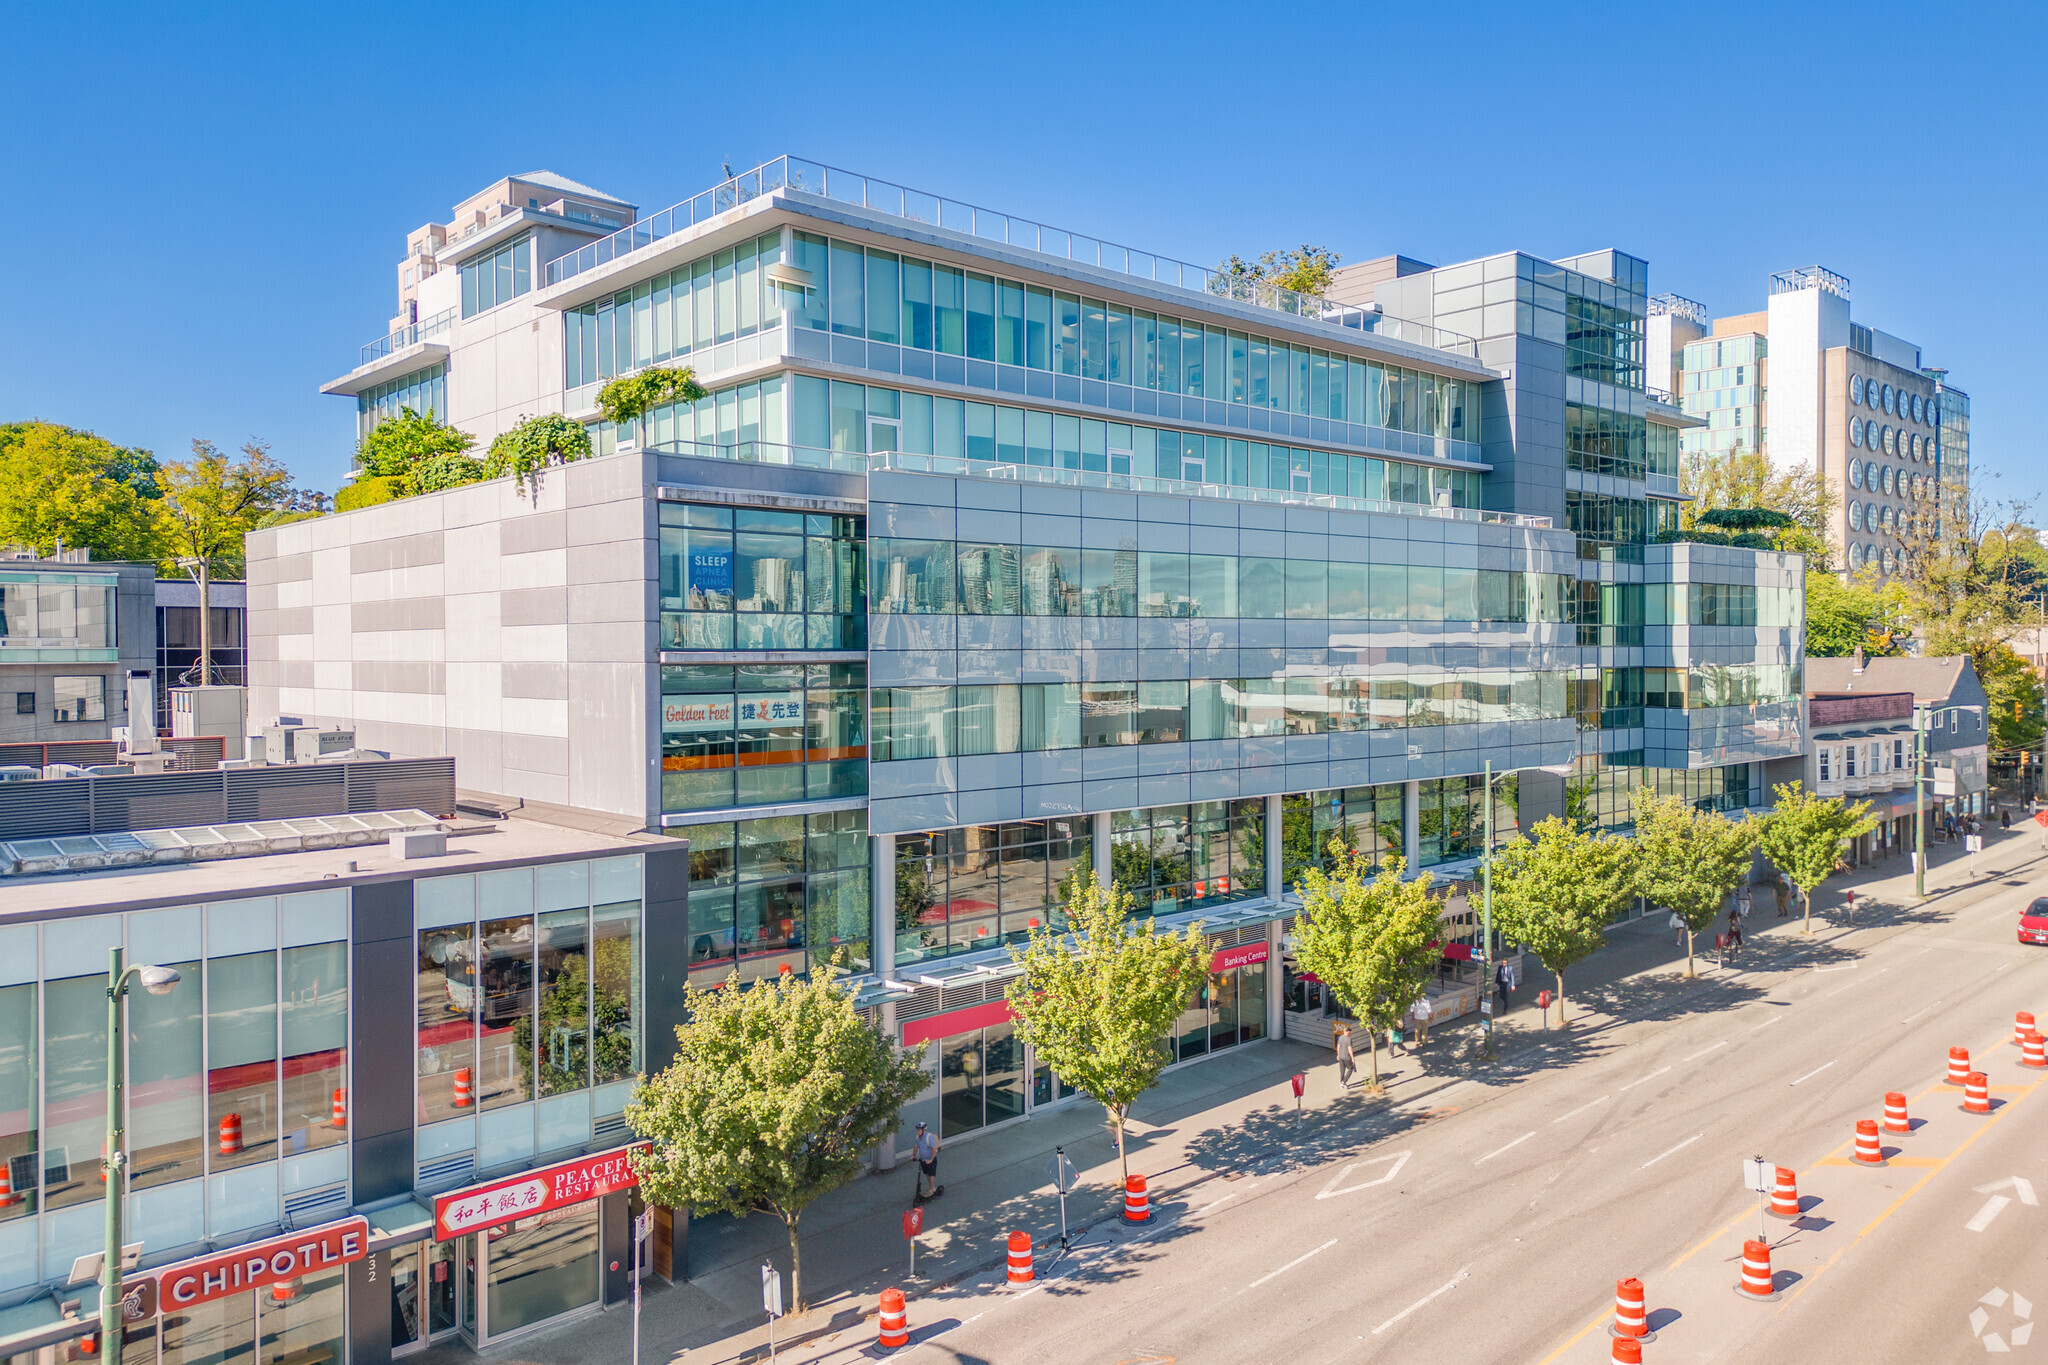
433, 1143, 651, 1239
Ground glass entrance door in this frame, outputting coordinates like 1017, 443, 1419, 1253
471, 1204, 603, 1346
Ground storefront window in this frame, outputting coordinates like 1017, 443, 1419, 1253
206, 946, 278, 1173
128, 953, 203, 1190
672, 812, 868, 984
42, 972, 108, 1210
534, 911, 591, 1098
657, 503, 865, 654
160, 1290, 252, 1365
661, 664, 867, 813
1281, 787, 1405, 888
417, 914, 478, 1125
591, 901, 641, 1083
486, 1204, 600, 1338
1108, 803, 1261, 918
479, 912, 534, 1111
940, 1024, 1025, 1138
0, 977, 34, 1220
279, 942, 347, 1155
258, 1266, 345, 1364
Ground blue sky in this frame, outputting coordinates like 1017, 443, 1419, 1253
5, 1, 2042, 509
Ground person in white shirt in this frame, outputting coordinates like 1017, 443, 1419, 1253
913, 1122, 941, 1200
1411, 994, 1433, 1045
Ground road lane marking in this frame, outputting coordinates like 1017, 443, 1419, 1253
1685, 1041, 1729, 1062
1553, 1096, 1610, 1124
1790, 1061, 1836, 1086
1475, 1132, 1535, 1165
1316, 1150, 1411, 1199
1639, 1133, 1702, 1169
1370, 1267, 1469, 1335
1247, 1238, 1337, 1290
1967, 1195, 2013, 1232
1748, 1013, 1784, 1033
1902, 1001, 1941, 1024
1620, 1066, 1672, 1092
1825, 968, 1886, 998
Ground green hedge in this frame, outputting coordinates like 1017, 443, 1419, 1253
335, 475, 405, 512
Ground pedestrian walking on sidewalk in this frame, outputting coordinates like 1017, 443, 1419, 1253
912, 1122, 942, 1201
2003, 809, 2013, 830
1411, 995, 1433, 1045
1725, 911, 1743, 955
1670, 910, 1686, 947
1335, 1022, 1357, 1089
1494, 961, 1512, 1015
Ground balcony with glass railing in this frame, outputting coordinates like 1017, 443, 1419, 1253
360, 307, 458, 367
643, 437, 1549, 529
546, 155, 1477, 358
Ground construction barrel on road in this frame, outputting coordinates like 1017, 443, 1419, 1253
1962, 1072, 1992, 1115
2023, 1030, 2047, 1070
1610, 1335, 1643, 1365
1006, 1231, 1034, 1284
1124, 1174, 1150, 1222
218, 1113, 243, 1156
1853, 1119, 1886, 1166
2017, 1012, 2036, 1048
1768, 1166, 1801, 1218
878, 1288, 908, 1350
1738, 1239, 1780, 1300
1609, 1277, 1650, 1340
1947, 1047, 1972, 1085
1883, 1091, 1913, 1135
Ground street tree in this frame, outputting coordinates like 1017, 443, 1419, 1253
1756, 781, 1879, 932
1489, 816, 1636, 1024
1289, 845, 1442, 1091
624, 965, 927, 1312
1630, 789, 1760, 976
1004, 871, 1210, 1184
0, 421, 167, 563
158, 440, 295, 687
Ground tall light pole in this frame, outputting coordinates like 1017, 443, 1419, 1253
1479, 760, 1573, 1057
102, 948, 181, 1365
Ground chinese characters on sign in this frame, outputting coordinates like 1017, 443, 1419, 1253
433, 1144, 652, 1240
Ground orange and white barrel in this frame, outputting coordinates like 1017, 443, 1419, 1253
2023, 1031, 2047, 1069
332, 1088, 347, 1128
1124, 1174, 1150, 1222
2017, 1012, 2036, 1048
1611, 1335, 1643, 1365
1883, 1091, 1913, 1134
1853, 1118, 1885, 1165
218, 1113, 243, 1156
1768, 1166, 1800, 1217
1006, 1230, 1034, 1284
1948, 1046, 1972, 1085
452, 1068, 474, 1108
1963, 1071, 1992, 1115
1738, 1239, 1777, 1299
1610, 1277, 1648, 1339
878, 1287, 908, 1350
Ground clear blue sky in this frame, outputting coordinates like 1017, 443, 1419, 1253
5, 1, 2042, 509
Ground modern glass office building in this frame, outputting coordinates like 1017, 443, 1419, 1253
279, 156, 1809, 1156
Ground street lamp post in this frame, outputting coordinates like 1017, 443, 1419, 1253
102, 948, 180, 1365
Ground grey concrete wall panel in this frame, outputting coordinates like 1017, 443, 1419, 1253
350, 877, 416, 1204
643, 843, 691, 1072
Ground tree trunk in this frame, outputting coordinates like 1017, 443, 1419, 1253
1802, 885, 1813, 934
1557, 970, 1568, 1025
785, 1212, 803, 1313
1369, 1030, 1382, 1090
1684, 930, 1695, 978
1112, 1104, 1128, 1185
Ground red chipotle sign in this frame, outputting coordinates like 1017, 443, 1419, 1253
155, 1217, 369, 1311
434, 1143, 650, 1239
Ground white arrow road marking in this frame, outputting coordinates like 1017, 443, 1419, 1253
1316, 1149, 1411, 1199
1475, 1132, 1535, 1165
1968, 1196, 2012, 1232
1975, 1177, 2039, 1206
1370, 1267, 1470, 1335
1245, 1237, 1337, 1291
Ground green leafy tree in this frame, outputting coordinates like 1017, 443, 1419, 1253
486, 413, 594, 492
1979, 641, 2047, 755
354, 407, 474, 481
335, 476, 405, 513
0, 421, 168, 562
597, 366, 707, 444
1289, 845, 1441, 1090
1806, 571, 1909, 658
1213, 245, 1343, 300
1489, 816, 1636, 1023
1680, 448, 1835, 565
1004, 871, 1210, 1184
625, 965, 927, 1312
159, 439, 297, 685
1756, 782, 1879, 930
1630, 789, 1760, 976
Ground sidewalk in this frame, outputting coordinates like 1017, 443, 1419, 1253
429, 820, 2046, 1365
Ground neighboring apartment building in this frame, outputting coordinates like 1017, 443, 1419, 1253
274, 157, 1808, 1150
1664, 267, 1970, 580
0, 551, 156, 751
0, 805, 686, 1362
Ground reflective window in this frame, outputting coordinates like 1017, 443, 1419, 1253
658, 500, 863, 652
895, 819, 1090, 963
673, 810, 870, 982
460, 235, 531, 318
661, 663, 866, 813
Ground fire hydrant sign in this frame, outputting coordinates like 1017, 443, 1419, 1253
435, 1143, 651, 1239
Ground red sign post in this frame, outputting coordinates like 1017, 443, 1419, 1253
153, 1216, 369, 1312
434, 1143, 651, 1240
902, 1205, 924, 1278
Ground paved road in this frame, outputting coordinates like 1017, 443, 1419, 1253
892, 856, 2048, 1364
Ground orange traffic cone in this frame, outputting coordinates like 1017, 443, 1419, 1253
1611, 1336, 1643, 1365
332, 1088, 347, 1128
1947, 1046, 1971, 1085
1768, 1166, 1801, 1218
452, 1068, 474, 1108
878, 1288, 908, 1350
1962, 1071, 1992, 1115
1609, 1277, 1653, 1341
1737, 1238, 1780, 1301
1883, 1091, 1913, 1135
1123, 1174, 1150, 1222
2017, 1012, 2036, 1048
1853, 1118, 1886, 1166
218, 1113, 243, 1156
1006, 1231, 1034, 1284
2024, 1031, 2047, 1070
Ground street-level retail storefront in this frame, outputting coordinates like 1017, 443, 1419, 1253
893, 923, 1280, 1149
118, 1216, 368, 1365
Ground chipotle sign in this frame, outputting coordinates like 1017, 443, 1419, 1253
155, 1217, 368, 1311
434, 1143, 650, 1239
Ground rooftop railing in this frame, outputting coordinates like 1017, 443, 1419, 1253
360, 307, 457, 367
545, 156, 1477, 358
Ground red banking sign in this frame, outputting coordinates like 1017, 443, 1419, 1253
1211, 941, 1270, 971
155, 1216, 369, 1311
434, 1143, 651, 1239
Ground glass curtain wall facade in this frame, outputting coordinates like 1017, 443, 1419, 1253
673, 811, 872, 983
356, 364, 448, 441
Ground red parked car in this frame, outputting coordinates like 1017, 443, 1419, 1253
2020, 898, 2048, 946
